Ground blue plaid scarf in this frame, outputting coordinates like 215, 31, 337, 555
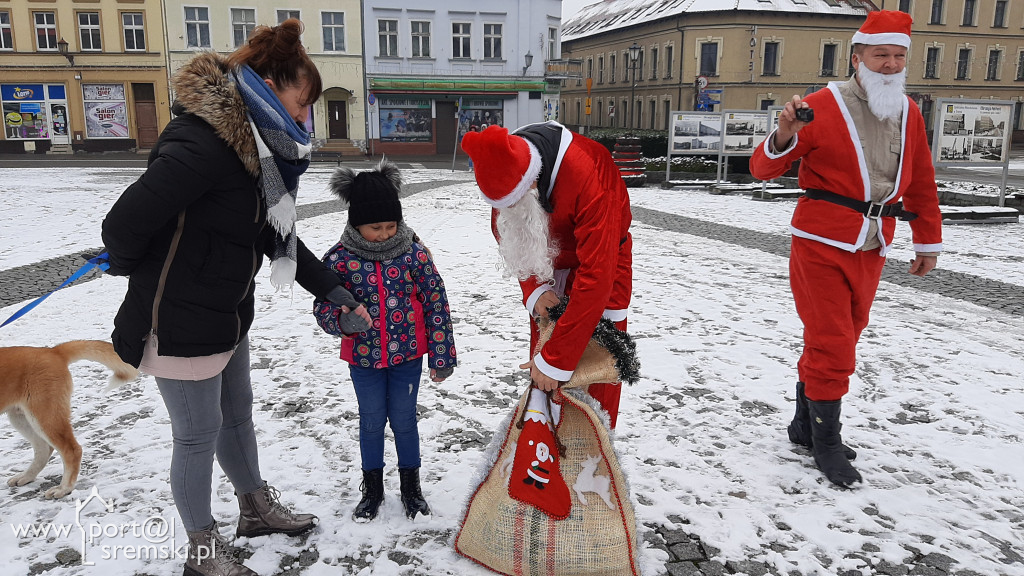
233, 64, 311, 289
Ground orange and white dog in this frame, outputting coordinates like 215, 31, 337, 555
1, 340, 137, 498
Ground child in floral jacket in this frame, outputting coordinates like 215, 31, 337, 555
314, 160, 456, 522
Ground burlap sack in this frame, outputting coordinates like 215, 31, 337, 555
454, 318, 640, 576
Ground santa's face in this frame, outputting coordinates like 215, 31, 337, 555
853, 44, 908, 122
494, 184, 557, 282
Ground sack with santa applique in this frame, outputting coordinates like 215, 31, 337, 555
454, 308, 641, 576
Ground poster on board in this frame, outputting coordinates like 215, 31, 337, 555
721, 111, 769, 155
669, 112, 722, 154
933, 99, 1014, 164
379, 97, 432, 142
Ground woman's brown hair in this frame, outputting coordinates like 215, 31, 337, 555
226, 18, 323, 106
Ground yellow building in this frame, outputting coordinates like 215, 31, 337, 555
0, 0, 170, 153
560, 0, 1024, 138
161, 0, 366, 153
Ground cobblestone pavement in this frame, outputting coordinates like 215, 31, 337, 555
3, 178, 1020, 576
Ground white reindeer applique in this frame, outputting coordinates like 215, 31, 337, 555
572, 455, 615, 509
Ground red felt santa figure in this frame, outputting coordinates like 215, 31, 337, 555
750, 10, 942, 488
461, 122, 633, 429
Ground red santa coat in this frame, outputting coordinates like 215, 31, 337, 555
750, 82, 943, 255
491, 130, 632, 382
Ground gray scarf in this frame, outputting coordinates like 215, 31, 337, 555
341, 221, 415, 262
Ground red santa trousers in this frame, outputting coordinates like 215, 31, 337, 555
529, 318, 627, 429
790, 236, 886, 402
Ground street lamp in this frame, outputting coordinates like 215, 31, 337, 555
522, 51, 534, 76
627, 42, 641, 130
57, 38, 75, 66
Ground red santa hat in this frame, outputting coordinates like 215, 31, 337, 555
852, 10, 913, 48
461, 125, 542, 208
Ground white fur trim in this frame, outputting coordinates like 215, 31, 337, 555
852, 31, 910, 48
762, 128, 799, 159
480, 139, 543, 209
525, 285, 555, 316
534, 352, 573, 382
914, 242, 943, 253
602, 308, 627, 322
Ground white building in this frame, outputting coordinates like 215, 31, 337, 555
161, 0, 365, 150
362, 0, 565, 156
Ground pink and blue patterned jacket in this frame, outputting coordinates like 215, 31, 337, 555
314, 241, 457, 371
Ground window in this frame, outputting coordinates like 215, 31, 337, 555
821, 43, 838, 76
993, 1, 1007, 28
925, 46, 940, 78
609, 53, 616, 83
986, 49, 1001, 80
184, 7, 210, 48
78, 12, 101, 51
649, 100, 656, 129
898, 0, 911, 12
378, 19, 397, 57
452, 23, 470, 59
231, 8, 255, 48
956, 48, 971, 79
665, 45, 674, 77
483, 23, 501, 59
0, 11, 11, 50
920, 99, 933, 128
277, 10, 299, 24
586, 58, 593, 81
597, 56, 604, 83
34, 12, 57, 51
621, 98, 627, 128
848, 49, 856, 76
649, 46, 658, 79
122, 12, 146, 51
699, 42, 718, 76
322, 12, 344, 52
411, 21, 430, 57
548, 27, 557, 59
763, 41, 779, 75
1017, 51, 1024, 80
962, 0, 976, 26
929, 0, 943, 24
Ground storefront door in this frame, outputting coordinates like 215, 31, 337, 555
50, 102, 69, 144
328, 100, 347, 139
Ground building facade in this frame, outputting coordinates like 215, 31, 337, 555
0, 0, 170, 153
161, 0, 366, 150
560, 0, 1024, 138
362, 0, 563, 156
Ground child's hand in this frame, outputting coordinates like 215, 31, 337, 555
431, 366, 454, 382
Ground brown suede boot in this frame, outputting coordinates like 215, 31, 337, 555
236, 483, 318, 538
185, 524, 257, 576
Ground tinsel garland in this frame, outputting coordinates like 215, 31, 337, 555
546, 298, 641, 384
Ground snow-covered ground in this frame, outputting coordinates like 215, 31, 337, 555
1, 167, 1022, 576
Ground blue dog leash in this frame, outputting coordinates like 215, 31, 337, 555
0, 252, 110, 328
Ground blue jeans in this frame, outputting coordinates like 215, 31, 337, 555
155, 337, 264, 532
349, 356, 423, 471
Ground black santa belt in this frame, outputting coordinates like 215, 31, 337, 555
803, 188, 918, 222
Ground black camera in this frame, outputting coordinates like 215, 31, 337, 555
795, 107, 814, 123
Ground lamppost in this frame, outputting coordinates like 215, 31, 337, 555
627, 42, 641, 130
57, 37, 75, 66
522, 51, 534, 76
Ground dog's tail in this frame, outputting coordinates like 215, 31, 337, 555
53, 340, 140, 390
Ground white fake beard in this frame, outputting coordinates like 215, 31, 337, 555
495, 188, 558, 282
857, 65, 907, 121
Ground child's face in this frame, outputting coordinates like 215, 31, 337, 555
356, 221, 399, 242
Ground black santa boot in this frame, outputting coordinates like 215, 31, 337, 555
788, 382, 857, 460
807, 399, 862, 488
399, 467, 431, 520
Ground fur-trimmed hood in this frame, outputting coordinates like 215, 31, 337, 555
171, 52, 260, 178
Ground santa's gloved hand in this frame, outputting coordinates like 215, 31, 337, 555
337, 310, 370, 334
326, 285, 360, 309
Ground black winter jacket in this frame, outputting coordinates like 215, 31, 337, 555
101, 53, 337, 367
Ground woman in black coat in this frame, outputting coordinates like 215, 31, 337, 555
102, 19, 369, 576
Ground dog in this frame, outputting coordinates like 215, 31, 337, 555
1, 340, 138, 498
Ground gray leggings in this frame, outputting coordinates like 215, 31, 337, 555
155, 336, 263, 533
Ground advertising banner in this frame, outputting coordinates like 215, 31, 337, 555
379, 98, 431, 142
85, 101, 128, 138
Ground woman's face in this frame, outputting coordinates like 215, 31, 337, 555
264, 78, 311, 124
356, 221, 398, 242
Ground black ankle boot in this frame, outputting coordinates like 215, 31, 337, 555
353, 468, 384, 522
807, 399, 862, 488
399, 467, 431, 520
788, 382, 857, 460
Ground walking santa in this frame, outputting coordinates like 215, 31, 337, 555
750, 10, 943, 487
461, 122, 633, 429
